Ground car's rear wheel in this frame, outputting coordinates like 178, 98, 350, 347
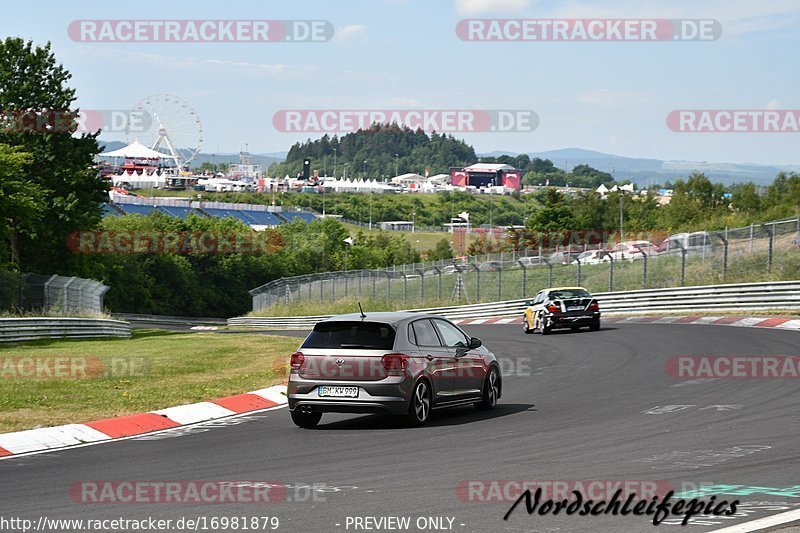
291, 408, 322, 428
540, 318, 551, 335
476, 368, 500, 410
407, 380, 431, 426
590, 321, 601, 332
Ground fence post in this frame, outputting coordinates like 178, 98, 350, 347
749, 223, 754, 254
358, 270, 362, 296
766, 223, 774, 273
471, 262, 481, 301
680, 246, 687, 286
497, 267, 502, 300
607, 255, 614, 292
387, 274, 391, 304
402, 274, 407, 302
416, 268, 425, 301
721, 237, 728, 280
372, 271, 377, 299
543, 257, 553, 288
436, 267, 442, 302
320, 277, 323, 304
331, 276, 336, 301
518, 260, 527, 298
344, 272, 348, 298
576, 258, 582, 286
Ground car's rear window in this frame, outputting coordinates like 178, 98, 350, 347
301, 321, 396, 350
549, 289, 591, 299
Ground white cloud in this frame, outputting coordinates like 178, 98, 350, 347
454, 0, 534, 16
765, 99, 782, 109
334, 24, 368, 42
541, 0, 800, 36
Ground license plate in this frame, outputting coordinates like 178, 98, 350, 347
567, 306, 584, 311
318, 386, 359, 398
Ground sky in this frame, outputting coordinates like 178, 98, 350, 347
3, 0, 800, 165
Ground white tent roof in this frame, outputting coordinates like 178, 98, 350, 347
100, 140, 168, 159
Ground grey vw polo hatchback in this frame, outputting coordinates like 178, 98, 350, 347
288, 312, 501, 428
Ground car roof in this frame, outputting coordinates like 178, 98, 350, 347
545, 286, 588, 291
320, 312, 446, 327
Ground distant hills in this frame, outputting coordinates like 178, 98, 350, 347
98, 141, 285, 168
99, 138, 796, 186
480, 148, 799, 186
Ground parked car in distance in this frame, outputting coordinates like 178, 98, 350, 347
574, 249, 608, 265
478, 261, 503, 271
657, 232, 713, 255
517, 256, 544, 267
522, 287, 601, 335
610, 240, 659, 261
287, 312, 502, 428
549, 251, 582, 265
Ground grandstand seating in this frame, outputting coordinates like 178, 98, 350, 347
105, 204, 316, 228
117, 204, 160, 216
159, 206, 200, 219
281, 211, 317, 223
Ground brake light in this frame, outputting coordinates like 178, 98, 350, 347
381, 353, 408, 375
588, 301, 600, 311
546, 303, 561, 313
290, 351, 305, 369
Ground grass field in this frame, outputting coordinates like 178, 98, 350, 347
0, 329, 300, 433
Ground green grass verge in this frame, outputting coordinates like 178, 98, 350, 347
0, 329, 299, 433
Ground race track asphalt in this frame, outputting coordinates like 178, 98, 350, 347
1, 323, 799, 533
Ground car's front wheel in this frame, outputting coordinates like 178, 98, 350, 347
407, 380, 432, 426
291, 408, 322, 428
523, 316, 533, 334
476, 368, 500, 410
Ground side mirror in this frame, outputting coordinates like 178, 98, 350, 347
469, 337, 482, 349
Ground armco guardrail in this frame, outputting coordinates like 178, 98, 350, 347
113, 313, 227, 326
0, 318, 131, 343
227, 280, 800, 328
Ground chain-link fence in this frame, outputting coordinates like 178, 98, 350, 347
0, 273, 109, 315
250, 217, 800, 313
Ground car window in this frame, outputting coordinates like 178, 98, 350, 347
432, 319, 470, 348
549, 289, 591, 299
302, 321, 396, 349
411, 319, 442, 347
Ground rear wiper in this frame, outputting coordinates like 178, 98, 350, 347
339, 344, 375, 349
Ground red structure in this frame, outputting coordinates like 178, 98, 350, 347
449, 163, 522, 190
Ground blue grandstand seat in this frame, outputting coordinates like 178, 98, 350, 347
281, 211, 317, 223
202, 208, 256, 224
118, 204, 159, 216
102, 204, 121, 217
159, 206, 199, 219
241, 210, 282, 226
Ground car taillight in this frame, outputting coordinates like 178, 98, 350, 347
290, 351, 304, 369
588, 301, 600, 311
546, 303, 561, 313
381, 353, 408, 375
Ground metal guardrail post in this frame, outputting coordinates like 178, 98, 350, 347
517, 260, 526, 298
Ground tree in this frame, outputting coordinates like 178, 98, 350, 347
0, 144, 41, 269
428, 238, 454, 261
0, 38, 107, 273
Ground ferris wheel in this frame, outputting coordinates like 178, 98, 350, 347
126, 94, 203, 168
